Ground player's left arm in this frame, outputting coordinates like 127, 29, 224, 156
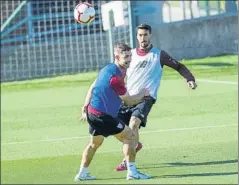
160, 50, 197, 89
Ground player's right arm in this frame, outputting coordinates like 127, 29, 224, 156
110, 75, 149, 105
80, 79, 96, 121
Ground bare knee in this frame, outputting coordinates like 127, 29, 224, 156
119, 126, 136, 141
89, 143, 101, 151
89, 136, 104, 150
126, 129, 136, 141
123, 126, 137, 141
129, 116, 141, 131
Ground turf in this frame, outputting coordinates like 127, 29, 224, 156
1, 55, 238, 184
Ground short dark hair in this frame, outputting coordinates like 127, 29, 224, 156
137, 23, 152, 34
114, 42, 132, 53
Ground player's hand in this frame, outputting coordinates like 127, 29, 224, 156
187, 81, 197, 89
141, 88, 150, 97
79, 105, 87, 122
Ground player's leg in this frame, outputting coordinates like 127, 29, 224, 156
75, 135, 104, 181
129, 116, 141, 148
114, 124, 151, 180
116, 97, 155, 171
114, 125, 136, 162
75, 112, 105, 181
118, 105, 143, 151
80, 135, 104, 170
115, 105, 143, 171
129, 97, 155, 146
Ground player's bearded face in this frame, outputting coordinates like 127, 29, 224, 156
118, 51, 132, 69
137, 29, 151, 49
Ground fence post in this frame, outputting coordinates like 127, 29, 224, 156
181, 1, 186, 20
216, 0, 221, 14
27, 1, 33, 45
108, 10, 115, 62
128, 1, 136, 48
205, 0, 210, 16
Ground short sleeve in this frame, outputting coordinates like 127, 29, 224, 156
110, 75, 127, 96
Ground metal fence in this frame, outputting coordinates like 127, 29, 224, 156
1, 0, 131, 82
1, 0, 238, 82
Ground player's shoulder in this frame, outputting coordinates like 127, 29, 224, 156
100, 63, 116, 73
103, 63, 116, 69
150, 47, 161, 55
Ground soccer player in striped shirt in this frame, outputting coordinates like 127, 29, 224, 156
115, 24, 197, 171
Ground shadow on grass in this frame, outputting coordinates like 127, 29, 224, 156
166, 159, 238, 166
160, 172, 238, 178
137, 165, 169, 170
96, 177, 126, 180
138, 159, 238, 170
90, 172, 238, 181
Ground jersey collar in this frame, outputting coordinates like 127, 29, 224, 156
136, 44, 153, 56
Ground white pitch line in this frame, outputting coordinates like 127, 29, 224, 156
1, 136, 90, 145
197, 79, 238, 85
140, 124, 237, 134
2, 124, 237, 146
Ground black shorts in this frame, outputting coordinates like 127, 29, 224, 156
87, 111, 125, 137
118, 96, 155, 128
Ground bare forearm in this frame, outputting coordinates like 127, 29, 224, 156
121, 92, 144, 105
83, 80, 96, 106
84, 88, 93, 106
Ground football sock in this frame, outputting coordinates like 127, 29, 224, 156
127, 162, 137, 174
122, 142, 140, 163
79, 167, 88, 175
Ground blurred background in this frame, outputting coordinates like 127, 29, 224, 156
1, 0, 238, 82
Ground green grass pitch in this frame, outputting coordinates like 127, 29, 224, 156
1, 55, 238, 184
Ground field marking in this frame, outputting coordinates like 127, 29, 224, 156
197, 79, 238, 85
2, 124, 237, 146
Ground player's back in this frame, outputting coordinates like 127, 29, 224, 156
126, 48, 163, 100
90, 63, 123, 117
